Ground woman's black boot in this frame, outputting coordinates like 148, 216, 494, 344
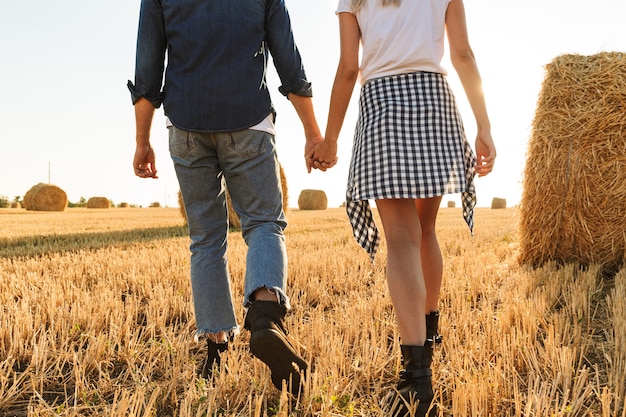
244, 300, 307, 396
426, 311, 442, 345
388, 343, 436, 417
200, 339, 228, 378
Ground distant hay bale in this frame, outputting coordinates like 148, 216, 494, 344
23, 183, 67, 212
87, 197, 111, 209
150, 202, 161, 208
447, 201, 456, 208
178, 163, 288, 229
519, 52, 626, 270
298, 189, 327, 210
491, 198, 506, 209
11, 202, 21, 209
119, 202, 129, 208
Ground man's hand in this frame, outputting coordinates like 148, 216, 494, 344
306, 139, 338, 172
133, 144, 158, 178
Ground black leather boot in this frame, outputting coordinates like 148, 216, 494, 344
388, 343, 436, 417
244, 300, 307, 395
426, 311, 442, 345
200, 339, 228, 379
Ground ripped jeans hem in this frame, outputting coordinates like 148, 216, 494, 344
194, 325, 241, 343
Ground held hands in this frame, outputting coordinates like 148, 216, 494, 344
305, 139, 338, 173
474, 130, 496, 177
133, 143, 158, 179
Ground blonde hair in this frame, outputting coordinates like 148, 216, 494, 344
351, 0, 401, 12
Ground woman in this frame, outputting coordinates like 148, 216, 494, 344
309, 0, 496, 414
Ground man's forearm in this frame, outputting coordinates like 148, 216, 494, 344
134, 97, 156, 145
287, 94, 322, 140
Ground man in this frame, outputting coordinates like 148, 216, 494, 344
128, 0, 334, 395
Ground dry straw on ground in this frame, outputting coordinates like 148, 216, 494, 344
298, 189, 327, 210
178, 164, 288, 229
22, 183, 68, 212
491, 197, 506, 209
87, 197, 111, 209
1, 208, 624, 416
519, 52, 626, 270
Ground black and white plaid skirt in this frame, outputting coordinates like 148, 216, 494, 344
346, 71, 477, 260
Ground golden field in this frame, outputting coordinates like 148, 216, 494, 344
0, 207, 624, 416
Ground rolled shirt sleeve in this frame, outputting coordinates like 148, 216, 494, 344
266, 0, 313, 98
128, 0, 167, 108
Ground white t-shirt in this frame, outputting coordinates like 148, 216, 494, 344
336, 0, 451, 83
166, 113, 276, 135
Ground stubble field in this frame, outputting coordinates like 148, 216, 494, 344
0, 207, 624, 416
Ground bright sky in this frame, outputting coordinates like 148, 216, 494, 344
1, 0, 625, 209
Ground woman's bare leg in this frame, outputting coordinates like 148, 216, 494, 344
376, 198, 426, 346
415, 197, 443, 313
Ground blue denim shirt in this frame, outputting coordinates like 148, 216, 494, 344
128, 0, 313, 132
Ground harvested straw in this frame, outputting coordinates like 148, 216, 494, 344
519, 52, 626, 269
447, 201, 456, 208
491, 198, 506, 209
178, 163, 288, 229
86, 197, 111, 209
23, 183, 68, 212
298, 189, 328, 210
11, 202, 21, 209
119, 202, 129, 208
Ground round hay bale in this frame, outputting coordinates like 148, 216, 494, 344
178, 163, 288, 229
491, 198, 506, 209
150, 202, 161, 208
87, 197, 111, 209
447, 201, 456, 208
23, 183, 67, 212
23, 183, 46, 210
119, 202, 129, 208
298, 189, 327, 210
519, 52, 626, 269
11, 202, 21, 209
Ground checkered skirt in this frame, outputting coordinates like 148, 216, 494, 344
346, 71, 477, 261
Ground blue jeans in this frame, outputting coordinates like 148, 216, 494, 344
169, 126, 289, 339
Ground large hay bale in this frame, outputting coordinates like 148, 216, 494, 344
86, 197, 111, 209
298, 189, 327, 210
178, 163, 288, 229
23, 183, 67, 212
519, 52, 626, 269
177, 185, 246, 228
178, 190, 187, 223
491, 197, 506, 209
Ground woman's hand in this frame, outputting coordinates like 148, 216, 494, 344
306, 140, 338, 172
474, 130, 496, 177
